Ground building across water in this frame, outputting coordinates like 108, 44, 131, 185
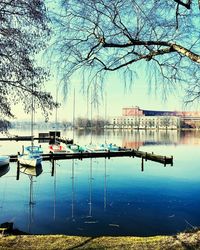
109, 106, 200, 129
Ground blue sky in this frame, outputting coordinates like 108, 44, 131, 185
12, 67, 190, 123
12, 1, 199, 123
35, 72, 186, 122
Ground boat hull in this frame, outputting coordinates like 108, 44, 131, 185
18, 155, 42, 167
0, 156, 10, 168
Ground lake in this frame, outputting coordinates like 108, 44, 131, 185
0, 129, 200, 236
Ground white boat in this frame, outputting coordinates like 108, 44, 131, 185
48, 144, 71, 154
18, 84, 43, 167
0, 155, 9, 168
84, 144, 108, 153
18, 153, 42, 167
18, 145, 43, 167
100, 143, 121, 152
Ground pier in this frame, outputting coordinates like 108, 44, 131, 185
0, 133, 173, 166
9, 149, 173, 166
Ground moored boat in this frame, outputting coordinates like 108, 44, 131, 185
84, 144, 108, 153
18, 145, 42, 167
66, 144, 86, 153
0, 163, 10, 177
49, 144, 70, 154
0, 155, 10, 168
18, 154, 42, 167
100, 143, 121, 152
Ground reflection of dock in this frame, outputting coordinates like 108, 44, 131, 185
9, 150, 173, 165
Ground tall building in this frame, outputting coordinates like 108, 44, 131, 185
109, 106, 200, 129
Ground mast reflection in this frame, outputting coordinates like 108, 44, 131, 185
20, 164, 43, 233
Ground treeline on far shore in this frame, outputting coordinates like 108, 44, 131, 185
11, 116, 200, 131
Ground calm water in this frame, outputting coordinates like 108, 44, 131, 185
0, 129, 200, 236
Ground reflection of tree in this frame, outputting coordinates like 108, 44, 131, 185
147, 120, 155, 129
162, 117, 171, 130
134, 118, 140, 130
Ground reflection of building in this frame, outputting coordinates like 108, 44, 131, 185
109, 106, 200, 129
121, 130, 180, 148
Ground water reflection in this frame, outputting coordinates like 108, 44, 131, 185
72, 129, 200, 150
20, 165, 43, 233
0, 130, 200, 236
71, 160, 75, 220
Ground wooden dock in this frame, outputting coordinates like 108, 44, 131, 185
0, 135, 173, 166
9, 149, 173, 166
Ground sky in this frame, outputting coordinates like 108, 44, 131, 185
12, 69, 189, 123
11, 1, 199, 123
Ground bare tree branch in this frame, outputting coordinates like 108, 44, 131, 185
49, 0, 200, 103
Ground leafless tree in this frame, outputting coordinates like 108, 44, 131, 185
50, 0, 200, 102
0, 0, 56, 131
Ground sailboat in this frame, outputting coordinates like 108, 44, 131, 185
83, 90, 110, 153
65, 88, 86, 153
18, 85, 43, 167
48, 86, 68, 154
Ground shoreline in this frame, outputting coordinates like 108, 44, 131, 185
0, 230, 200, 249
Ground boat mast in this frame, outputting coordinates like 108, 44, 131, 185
53, 165, 56, 221
104, 92, 107, 144
88, 158, 93, 218
31, 84, 34, 148
71, 159, 75, 220
90, 87, 93, 144
72, 88, 75, 142
104, 158, 107, 211
55, 86, 59, 131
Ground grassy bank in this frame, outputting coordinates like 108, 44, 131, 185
0, 231, 200, 250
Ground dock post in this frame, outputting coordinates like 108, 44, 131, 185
141, 157, 144, 172
16, 160, 20, 180
145, 152, 147, 161
51, 158, 55, 176
80, 151, 83, 160
164, 156, 166, 167
108, 150, 110, 159
171, 156, 173, 166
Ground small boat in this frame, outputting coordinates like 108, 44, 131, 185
66, 144, 86, 153
49, 144, 70, 154
18, 154, 42, 167
18, 146, 42, 167
0, 155, 10, 168
0, 164, 10, 177
84, 144, 108, 153
25, 146, 43, 154
100, 143, 121, 152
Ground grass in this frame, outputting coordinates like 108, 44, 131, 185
0, 230, 200, 250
